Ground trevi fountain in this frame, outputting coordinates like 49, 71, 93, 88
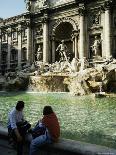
0, 0, 116, 149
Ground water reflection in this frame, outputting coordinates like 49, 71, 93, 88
0, 92, 116, 148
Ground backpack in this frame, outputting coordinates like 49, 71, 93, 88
32, 122, 46, 139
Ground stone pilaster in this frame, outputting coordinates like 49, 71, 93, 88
18, 25, 22, 69
79, 3, 85, 60
72, 38, 75, 55
7, 28, 12, 70
73, 31, 78, 58
0, 29, 1, 70
104, 0, 112, 58
27, 22, 32, 63
42, 14, 49, 63
51, 35, 55, 63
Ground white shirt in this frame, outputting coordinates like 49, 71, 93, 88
8, 107, 24, 129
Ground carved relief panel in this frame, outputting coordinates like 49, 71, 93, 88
88, 10, 101, 28
11, 27, 18, 45
34, 25, 43, 43
1, 29, 7, 43
22, 28, 27, 44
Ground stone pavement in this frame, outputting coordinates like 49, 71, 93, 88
0, 138, 29, 155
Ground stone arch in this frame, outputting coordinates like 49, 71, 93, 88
52, 17, 78, 35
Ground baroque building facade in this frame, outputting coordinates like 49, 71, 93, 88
0, 0, 116, 73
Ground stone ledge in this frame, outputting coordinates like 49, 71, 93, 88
0, 126, 116, 155
0, 126, 8, 139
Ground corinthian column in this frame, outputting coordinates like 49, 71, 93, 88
18, 25, 22, 69
43, 14, 49, 63
51, 35, 55, 63
104, 0, 112, 58
79, 3, 85, 60
0, 29, 1, 70
27, 22, 32, 63
74, 31, 78, 58
7, 28, 12, 70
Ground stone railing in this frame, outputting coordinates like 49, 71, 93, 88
0, 126, 116, 155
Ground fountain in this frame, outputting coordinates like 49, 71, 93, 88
0, 57, 116, 94
95, 82, 106, 98
0, 46, 116, 95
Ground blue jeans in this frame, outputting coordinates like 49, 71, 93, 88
29, 132, 52, 155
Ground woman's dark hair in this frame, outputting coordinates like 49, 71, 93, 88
16, 101, 25, 111
43, 106, 54, 115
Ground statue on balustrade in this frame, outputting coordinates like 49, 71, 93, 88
25, 0, 31, 11
56, 40, 68, 62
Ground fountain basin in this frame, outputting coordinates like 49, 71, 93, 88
95, 92, 106, 98
28, 75, 69, 92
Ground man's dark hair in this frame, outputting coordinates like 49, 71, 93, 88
43, 106, 54, 115
16, 101, 25, 111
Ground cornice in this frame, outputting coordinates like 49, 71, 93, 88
0, 13, 31, 28
88, 25, 103, 32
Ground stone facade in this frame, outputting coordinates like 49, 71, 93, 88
0, 0, 116, 73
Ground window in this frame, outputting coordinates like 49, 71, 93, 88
1, 51, 7, 63
21, 47, 27, 61
10, 49, 18, 61
2, 33, 6, 42
22, 29, 27, 37
12, 31, 17, 39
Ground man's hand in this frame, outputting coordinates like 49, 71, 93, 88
17, 134, 22, 142
14, 128, 22, 142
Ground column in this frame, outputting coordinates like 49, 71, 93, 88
72, 38, 75, 55
51, 35, 55, 63
7, 28, 12, 70
0, 29, 1, 70
43, 15, 49, 63
27, 22, 32, 63
79, 3, 85, 60
104, 1, 112, 58
18, 25, 22, 69
74, 32, 78, 59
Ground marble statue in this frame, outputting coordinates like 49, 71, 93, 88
56, 40, 68, 62
92, 36, 101, 57
36, 45, 43, 61
70, 58, 79, 72
26, 0, 31, 11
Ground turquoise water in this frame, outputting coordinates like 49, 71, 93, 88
0, 92, 116, 148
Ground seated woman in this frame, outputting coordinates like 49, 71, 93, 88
29, 106, 60, 155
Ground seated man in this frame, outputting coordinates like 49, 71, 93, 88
29, 106, 60, 155
7, 101, 31, 155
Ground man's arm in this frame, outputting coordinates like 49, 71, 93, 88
56, 45, 61, 52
